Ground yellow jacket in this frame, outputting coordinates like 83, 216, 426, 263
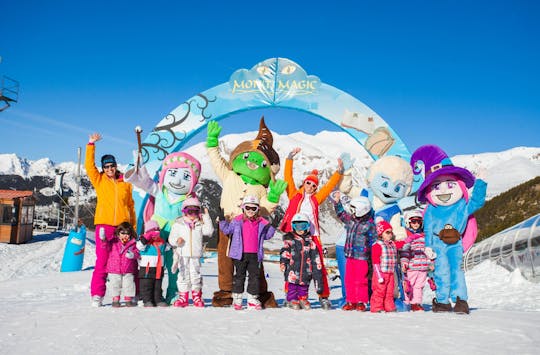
85, 143, 136, 227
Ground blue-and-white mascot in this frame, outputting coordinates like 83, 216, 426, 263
411, 144, 486, 314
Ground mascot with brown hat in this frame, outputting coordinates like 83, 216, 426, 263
411, 144, 487, 314
207, 117, 287, 307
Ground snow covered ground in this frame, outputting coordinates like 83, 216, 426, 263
0, 231, 539, 354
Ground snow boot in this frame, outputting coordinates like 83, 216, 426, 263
124, 296, 137, 307
356, 303, 367, 312
432, 298, 452, 313
319, 297, 332, 310
232, 293, 243, 310
192, 290, 204, 308
212, 290, 233, 307
342, 302, 356, 311
173, 292, 189, 308
411, 303, 424, 312
298, 296, 311, 310
91, 295, 103, 308
111, 296, 121, 308
288, 300, 300, 310
247, 294, 262, 310
453, 297, 470, 315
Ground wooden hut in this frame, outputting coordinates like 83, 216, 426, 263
0, 190, 35, 244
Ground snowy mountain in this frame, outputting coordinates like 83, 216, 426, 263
1, 132, 539, 243
2, 132, 538, 201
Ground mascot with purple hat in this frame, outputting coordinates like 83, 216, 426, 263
125, 151, 202, 302
411, 145, 487, 314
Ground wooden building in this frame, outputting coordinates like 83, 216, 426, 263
0, 190, 35, 244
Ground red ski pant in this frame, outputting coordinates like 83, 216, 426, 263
370, 272, 396, 312
345, 258, 369, 304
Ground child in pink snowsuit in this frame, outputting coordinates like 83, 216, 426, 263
401, 212, 434, 312
370, 220, 405, 313
103, 222, 140, 307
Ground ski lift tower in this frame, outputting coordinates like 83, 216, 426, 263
0, 57, 20, 112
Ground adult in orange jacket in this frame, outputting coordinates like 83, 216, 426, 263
85, 133, 136, 307
279, 147, 343, 309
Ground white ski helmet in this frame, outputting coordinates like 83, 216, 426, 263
349, 196, 372, 217
241, 195, 260, 208
291, 213, 311, 231
403, 209, 423, 228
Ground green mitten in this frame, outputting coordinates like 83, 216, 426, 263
267, 179, 288, 203
206, 120, 222, 148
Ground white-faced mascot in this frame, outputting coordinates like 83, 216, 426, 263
411, 144, 487, 314
125, 152, 202, 302
337, 155, 414, 305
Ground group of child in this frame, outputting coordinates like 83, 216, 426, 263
98, 190, 434, 313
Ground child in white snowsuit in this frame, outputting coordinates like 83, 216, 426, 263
168, 197, 214, 308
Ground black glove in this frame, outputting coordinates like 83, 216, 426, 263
139, 236, 149, 245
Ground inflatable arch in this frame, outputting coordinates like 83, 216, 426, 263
134, 57, 412, 222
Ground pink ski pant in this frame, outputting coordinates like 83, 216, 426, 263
90, 224, 116, 297
345, 258, 369, 304
404, 269, 428, 305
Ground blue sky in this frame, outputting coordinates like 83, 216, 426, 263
1, 0, 539, 164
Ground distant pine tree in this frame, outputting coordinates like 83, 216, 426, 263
475, 176, 540, 242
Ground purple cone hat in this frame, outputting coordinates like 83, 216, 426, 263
410, 145, 475, 203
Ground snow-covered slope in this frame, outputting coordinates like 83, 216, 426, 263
0, 231, 539, 354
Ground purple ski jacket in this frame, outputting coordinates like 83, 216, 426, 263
219, 215, 275, 261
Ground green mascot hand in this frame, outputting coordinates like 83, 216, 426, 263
207, 120, 222, 148
267, 179, 288, 203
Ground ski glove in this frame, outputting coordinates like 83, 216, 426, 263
373, 264, 384, 283
206, 121, 222, 148
126, 250, 134, 259
139, 236, 149, 245
267, 179, 288, 203
339, 152, 355, 172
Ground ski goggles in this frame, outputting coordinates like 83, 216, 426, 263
103, 164, 117, 169
243, 205, 259, 212
292, 221, 310, 232
409, 218, 423, 224
183, 207, 200, 216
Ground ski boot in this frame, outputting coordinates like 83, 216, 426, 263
288, 300, 300, 310
247, 294, 262, 310
124, 296, 137, 307
111, 296, 121, 308
342, 302, 356, 311
232, 293, 243, 310
91, 295, 103, 308
192, 290, 204, 308
173, 292, 189, 308
319, 297, 332, 310
298, 296, 311, 310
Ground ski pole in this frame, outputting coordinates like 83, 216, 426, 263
135, 125, 143, 172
